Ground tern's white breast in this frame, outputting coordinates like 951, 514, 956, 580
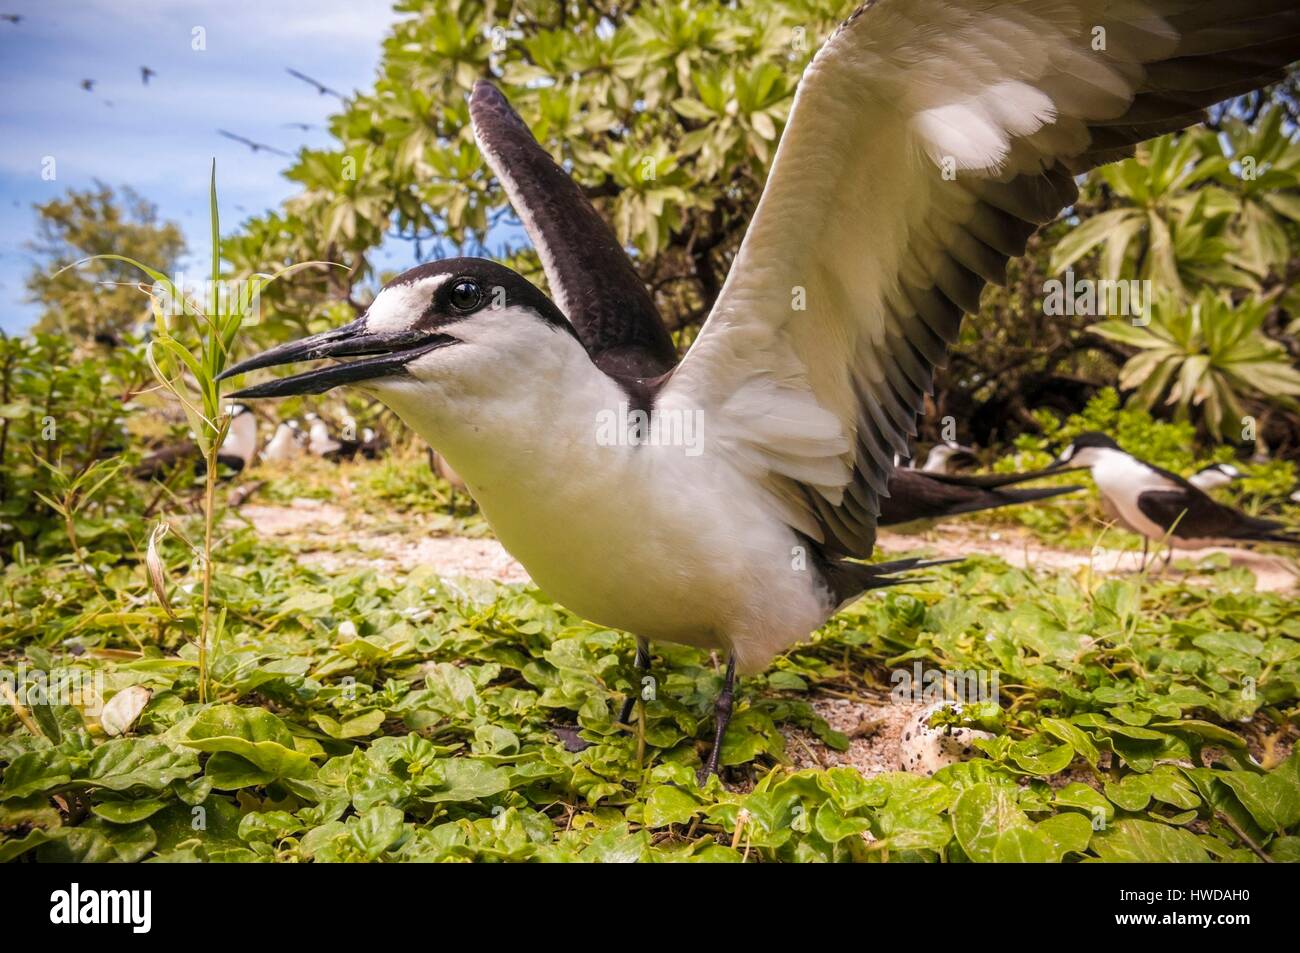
457, 409, 834, 674
377, 327, 835, 674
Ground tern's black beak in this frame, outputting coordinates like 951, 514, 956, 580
218, 317, 455, 398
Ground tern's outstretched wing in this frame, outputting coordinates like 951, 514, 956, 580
881, 469, 1081, 525
469, 81, 678, 380
663, 0, 1299, 557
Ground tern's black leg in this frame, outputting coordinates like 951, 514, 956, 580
699, 654, 737, 781
1140, 537, 1150, 571
618, 637, 651, 726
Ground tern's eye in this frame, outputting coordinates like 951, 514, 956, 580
448, 279, 482, 312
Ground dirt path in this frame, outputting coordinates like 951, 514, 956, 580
240, 499, 1298, 592
877, 524, 1299, 592
238, 499, 529, 583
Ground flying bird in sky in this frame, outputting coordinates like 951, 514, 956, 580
223, 0, 1300, 780
1, 13, 21, 23
140, 66, 156, 85
80, 79, 95, 92
217, 129, 291, 157
286, 67, 346, 101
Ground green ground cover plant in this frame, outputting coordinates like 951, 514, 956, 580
3, 507, 1297, 862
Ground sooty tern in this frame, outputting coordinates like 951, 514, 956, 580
262, 420, 306, 463
1055, 433, 1299, 562
303, 412, 342, 458
360, 427, 384, 459
1188, 462, 1242, 492
916, 441, 978, 474
1099, 461, 1242, 552
304, 412, 370, 460
224, 1, 1299, 778
135, 404, 258, 479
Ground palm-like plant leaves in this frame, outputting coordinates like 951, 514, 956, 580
1092, 292, 1300, 438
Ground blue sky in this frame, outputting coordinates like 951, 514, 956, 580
0, 0, 411, 332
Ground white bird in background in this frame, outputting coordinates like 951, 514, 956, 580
1187, 462, 1243, 492
220, 403, 259, 469
360, 427, 383, 459
262, 420, 305, 463
304, 413, 342, 458
917, 441, 979, 474
223, 0, 1300, 778
134, 404, 258, 479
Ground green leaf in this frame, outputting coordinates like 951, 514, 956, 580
1091, 819, 1210, 862
1010, 738, 1076, 776
643, 784, 701, 827
1041, 719, 1100, 768
813, 802, 873, 843
421, 758, 511, 804
1213, 757, 1300, 834
1054, 782, 1114, 823
578, 823, 649, 863
181, 705, 314, 779
84, 739, 200, 792
952, 783, 1031, 862
37, 819, 158, 863
0, 750, 72, 799
1036, 812, 1094, 860
92, 797, 169, 823
0, 827, 57, 861
719, 707, 785, 766
205, 751, 276, 790
991, 826, 1055, 862
1103, 767, 1200, 813
350, 804, 405, 859
1049, 209, 1140, 274
312, 709, 385, 739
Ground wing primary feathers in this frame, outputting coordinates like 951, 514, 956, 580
646, 0, 1300, 561
468, 81, 678, 380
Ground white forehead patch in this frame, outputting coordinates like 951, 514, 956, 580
364, 275, 451, 332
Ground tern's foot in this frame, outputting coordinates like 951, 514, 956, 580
617, 637, 652, 730
698, 654, 737, 783
617, 694, 637, 728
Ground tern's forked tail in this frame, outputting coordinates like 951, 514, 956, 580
821, 554, 962, 608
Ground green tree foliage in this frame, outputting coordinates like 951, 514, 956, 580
1051, 109, 1300, 295
0, 333, 151, 557
223, 0, 852, 344
26, 184, 186, 341
1047, 108, 1300, 442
